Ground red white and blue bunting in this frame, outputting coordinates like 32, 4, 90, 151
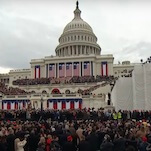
2, 100, 30, 110
47, 99, 82, 110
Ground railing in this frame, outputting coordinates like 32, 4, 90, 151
82, 95, 90, 98
2, 93, 105, 100
6, 95, 16, 98
10, 69, 31, 72
52, 94, 63, 97
18, 95, 28, 98
31, 59, 44, 62
66, 94, 77, 97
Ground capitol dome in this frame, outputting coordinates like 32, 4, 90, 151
55, 1, 101, 57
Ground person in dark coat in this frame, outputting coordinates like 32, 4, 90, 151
87, 130, 99, 151
100, 134, 114, 151
113, 133, 126, 151
62, 135, 76, 151
0, 135, 7, 151
78, 135, 91, 151
6, 128, 15, 151
50, 136, 61, 151
26, 130, 39, 151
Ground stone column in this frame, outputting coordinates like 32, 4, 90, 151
82, 61, 84, 76
89, 46, 91, 54
84, 46, 87, 55
72, 62, 74, 77
90, 61, 92, 76
76, 45, 78, 55
62, 48, 65, 56
80, 45, 82, 55
68, 46, 70, 56
72, 46, 74, 56
47, 64, 49, 78
57, 63, 59, 78
80, 62, 82, 76
55, 63, 56, 78
65, 62, 66, 77
60, 49, 61, 56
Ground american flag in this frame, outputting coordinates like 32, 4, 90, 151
35, 65, 40, 79
84, 62, 90, 76
59, 63, 65, 77
101, 62, 108, 76
66, 63, 72, 77
73, 62, 79, 76
49, 64, 55, 78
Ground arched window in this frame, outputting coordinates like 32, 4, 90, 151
65, 89, 70, 94
42, 90, 47, 94
51, 88, 61, 94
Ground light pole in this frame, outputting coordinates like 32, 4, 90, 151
40, 95, 44, 111
0, 94, 2, 110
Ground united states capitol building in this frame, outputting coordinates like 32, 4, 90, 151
0, 2, 138, 110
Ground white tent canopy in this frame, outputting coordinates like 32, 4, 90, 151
112, 64, 151, 111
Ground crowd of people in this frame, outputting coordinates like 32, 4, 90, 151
0, 75, 116, 96
0, 82, 30, 95
1, 109, 151, 151
13, 76, 116, 86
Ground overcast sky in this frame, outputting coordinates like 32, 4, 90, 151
0, 0, 151, 73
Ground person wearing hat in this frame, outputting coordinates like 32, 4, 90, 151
62, 135, 76, 151
138, 136, 148, 151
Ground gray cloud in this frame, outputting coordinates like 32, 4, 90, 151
0, 0, 151, 72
